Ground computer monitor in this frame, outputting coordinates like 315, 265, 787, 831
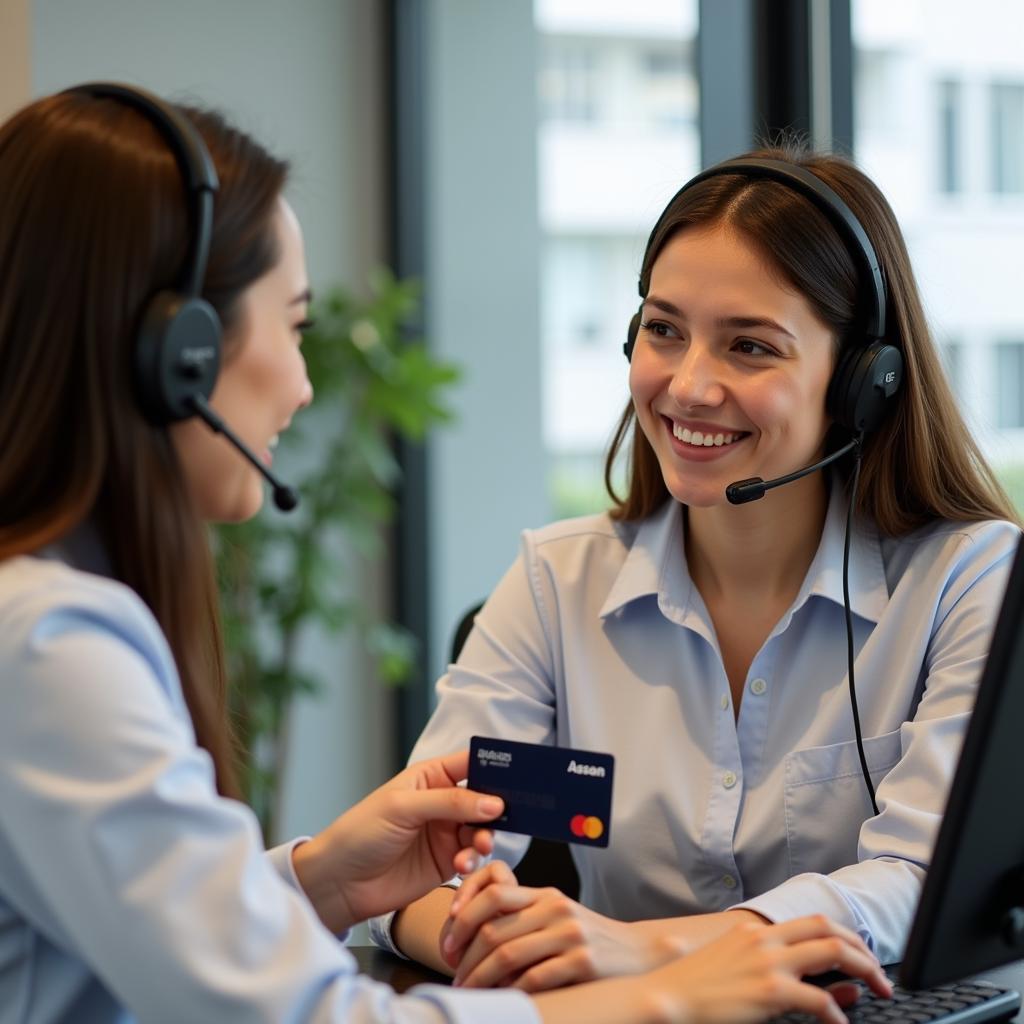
900, 533, 1024, 989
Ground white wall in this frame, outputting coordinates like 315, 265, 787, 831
30, 0, 393, 855
0, 0, 31, 122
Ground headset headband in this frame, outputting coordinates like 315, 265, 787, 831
642, 157, 887, 341
64, 81, 218, 297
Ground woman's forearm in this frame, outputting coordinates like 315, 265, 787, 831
391, 887, 458, 975
630, 908, 771, 955
534, 974, 678, 1024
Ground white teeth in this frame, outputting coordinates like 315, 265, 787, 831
671, 424, 741, 448
268, 435, 280, 450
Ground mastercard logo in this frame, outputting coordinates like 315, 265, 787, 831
569, 813, 605, 841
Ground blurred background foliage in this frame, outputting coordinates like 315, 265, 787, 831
214, 269, 460, 840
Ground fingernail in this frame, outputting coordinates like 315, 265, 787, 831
442, 934, 455, 955
462, 852, 480, 874
449, 899, 460, 916
478, 797, 503, 816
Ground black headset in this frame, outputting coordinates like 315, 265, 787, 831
624, 157, 903, 434
62, 82, 298, 511
66, 81, 222, 425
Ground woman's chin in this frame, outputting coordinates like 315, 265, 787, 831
204, 487, 266, 525
664, 476, 732, 509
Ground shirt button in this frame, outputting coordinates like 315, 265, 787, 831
720, 694, 729, 710
722, 874, 737, 889
750, 678, 767, 696
722, 770, 737, 789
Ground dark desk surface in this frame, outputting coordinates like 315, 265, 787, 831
349, 946, 1024, 1019
350, 945, 451, 994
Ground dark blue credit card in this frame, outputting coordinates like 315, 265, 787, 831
468, 736, 614, 848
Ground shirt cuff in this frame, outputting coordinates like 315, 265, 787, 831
265, 836, 312, 895
267, 837, 356, 944
735, 873, 872, 948
368, 909, 406, 958
410, 984, 541, 1024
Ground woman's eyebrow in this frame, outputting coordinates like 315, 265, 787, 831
289, 287, 313, 306
643, 295, 684, 317
645, 296, 795, 340
715, 315, 795, 339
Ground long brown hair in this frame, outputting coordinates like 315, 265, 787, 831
0, 91, 289, 795
606, 145, 1018, 533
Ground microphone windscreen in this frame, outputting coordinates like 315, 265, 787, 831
273, 485, 299, 512
725, 478, 766, 505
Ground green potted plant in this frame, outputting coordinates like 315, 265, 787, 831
214, 269, 459, 840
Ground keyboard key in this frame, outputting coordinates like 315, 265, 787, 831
765, 978, 1019, 1023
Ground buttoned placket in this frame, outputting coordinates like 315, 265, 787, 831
699, 630, 780, 908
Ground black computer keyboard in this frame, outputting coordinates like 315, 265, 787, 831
768, 979, 1021, 1023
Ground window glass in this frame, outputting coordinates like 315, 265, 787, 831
937, 80, 961, 194
853, 0, 1024, 510
535, 0, 699, 517
996, 342, 1024, 429
992, 82, 1024, 194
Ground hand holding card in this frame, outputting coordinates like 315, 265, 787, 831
467, 736, 615, 848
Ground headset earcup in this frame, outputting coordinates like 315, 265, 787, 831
827, 341, 903, 433
135, 292, 222, 423
624, 310, 642, 362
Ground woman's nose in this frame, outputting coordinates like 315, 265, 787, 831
667, 343, 725, 408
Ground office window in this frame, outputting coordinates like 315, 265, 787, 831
992, 82, 1024, 194
855, 49, 901, 142
536, 0, 699, 517
996, 343, 1024, 429
854, 0, 1024, 509
640, 45, 698, 130
540, 41, 597, 123
937, 80, 961, 194
940, 339, 962, 396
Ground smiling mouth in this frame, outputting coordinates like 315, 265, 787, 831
669, 421, 748, 448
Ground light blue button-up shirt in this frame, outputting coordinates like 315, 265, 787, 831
0, 552, 537, 1024
378, 484, 1018, 966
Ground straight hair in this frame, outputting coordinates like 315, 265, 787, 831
606, 146, 1019, 534
0, 93, 289, 795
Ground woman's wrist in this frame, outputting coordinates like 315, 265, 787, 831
615, 919, 687, 974
291, 833, 357, 934
533, 972, 692, 1024
631, 908, 771, 961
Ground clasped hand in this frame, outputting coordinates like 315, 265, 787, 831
440, 861, 677, 990
292, 750, 504, 934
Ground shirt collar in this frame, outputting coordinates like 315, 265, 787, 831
796, 474, 889, 624
598, 475, 889, 625
599, 499, 692, 621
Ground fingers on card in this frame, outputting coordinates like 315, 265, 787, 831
468, 736, 614, 848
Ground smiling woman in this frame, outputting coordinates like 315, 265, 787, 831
629, 223, 834, 505
170, 198, 314, 523
0, 89, 897, 1024
379, 146, 1022, 1000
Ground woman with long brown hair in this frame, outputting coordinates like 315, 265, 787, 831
385, 148, 1021, 995
0, 88, 888, 1023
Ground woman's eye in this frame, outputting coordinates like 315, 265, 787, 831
641, 319, 676, 339
734, 338, 774, 356
294, 317, 315, 337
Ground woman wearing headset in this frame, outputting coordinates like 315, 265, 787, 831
379, 150, 1021, 992
0, 89, 889, 1023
